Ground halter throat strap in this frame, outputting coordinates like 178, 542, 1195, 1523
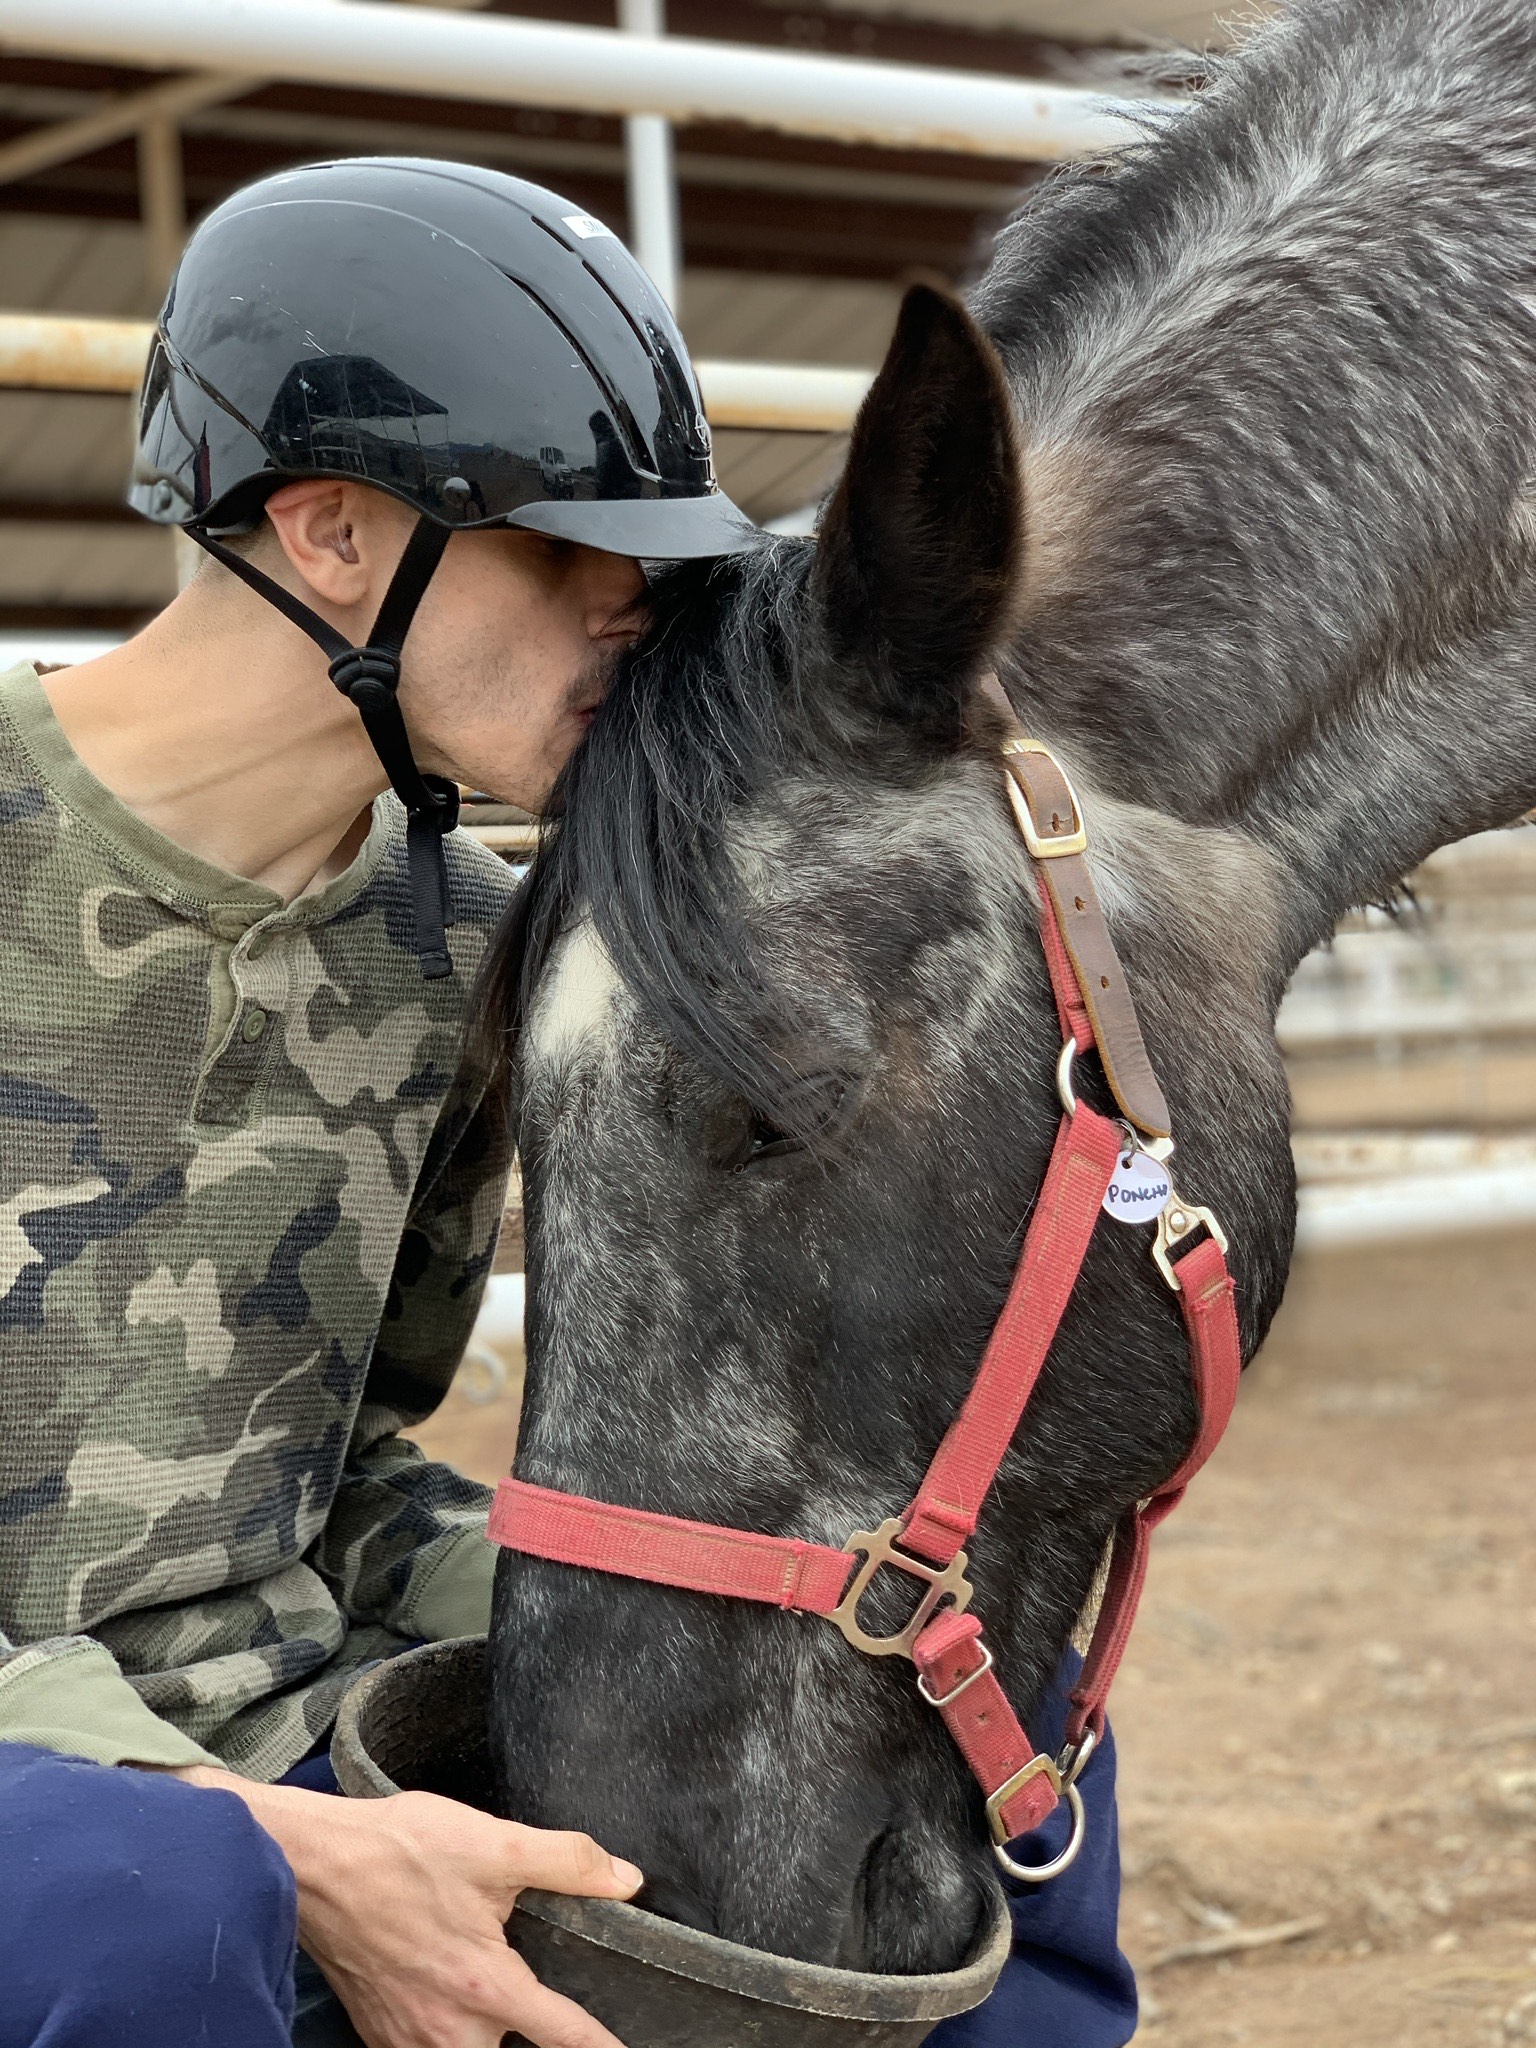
186, 516, 460, 980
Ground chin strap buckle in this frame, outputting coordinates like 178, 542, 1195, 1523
328, 646, 402, 716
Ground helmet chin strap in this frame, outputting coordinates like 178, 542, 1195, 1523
186, 517, 459, 979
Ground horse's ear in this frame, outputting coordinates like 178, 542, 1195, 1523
812, 283, 1022, 737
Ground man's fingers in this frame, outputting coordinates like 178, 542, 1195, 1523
504, 1822, 643, 1900
493, 1952, 631, 2048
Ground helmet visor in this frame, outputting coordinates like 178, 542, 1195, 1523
508, 490, 762, 561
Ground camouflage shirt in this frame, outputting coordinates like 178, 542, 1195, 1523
0, 662, 516, 1780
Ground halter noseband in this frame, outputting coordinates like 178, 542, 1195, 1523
490, 677, 1242, 1883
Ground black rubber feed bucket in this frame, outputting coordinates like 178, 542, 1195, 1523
332, 1637, 1011, 2048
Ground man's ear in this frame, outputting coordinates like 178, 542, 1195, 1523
811, 284, 1022, 738
264, 479, 406, 610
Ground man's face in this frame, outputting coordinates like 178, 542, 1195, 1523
401, 525, 648, 809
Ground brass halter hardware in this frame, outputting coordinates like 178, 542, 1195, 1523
1000, 736, 1089, 859
828, 1518, 974, 1658
1153, 1194, 1230, 1291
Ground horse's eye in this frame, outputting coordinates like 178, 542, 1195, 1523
702, 1100, 802, 1171
745, 1111, 800, 1164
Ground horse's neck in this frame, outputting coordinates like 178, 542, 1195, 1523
977, 0, 1536, 981
1043, 570, 1536, 992
1235, 577, 1536, 970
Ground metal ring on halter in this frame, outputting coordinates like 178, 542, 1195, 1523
1057, 1725, 1098, 1790
1055, 1039, 1079, 1117
993, 1781, 1087, 1884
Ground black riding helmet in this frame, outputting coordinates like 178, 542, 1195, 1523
130, 155, 759, 978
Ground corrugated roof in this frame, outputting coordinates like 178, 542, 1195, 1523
689, 270, 898, 524
0, 210, 151, 314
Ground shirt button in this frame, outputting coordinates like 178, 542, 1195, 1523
241, 1008, 269, 1043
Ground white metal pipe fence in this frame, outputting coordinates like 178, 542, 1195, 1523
0, 11, 1526, 1267
619, 0, 681, 311
0, 2, 1169, 419
0, 0, 1164, 162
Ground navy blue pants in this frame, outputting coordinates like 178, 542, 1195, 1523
0, 1661, 1134, 2047
928, 1657, 1137, 2048
0, 1741, 300, 2048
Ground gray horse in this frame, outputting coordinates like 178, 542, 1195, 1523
477, 0, 1536, 1976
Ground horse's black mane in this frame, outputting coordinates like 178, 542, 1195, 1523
474, 537, 829, 1130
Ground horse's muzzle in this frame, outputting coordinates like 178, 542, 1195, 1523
331, 1637, 1011, 2048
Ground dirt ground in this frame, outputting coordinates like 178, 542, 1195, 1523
1114, 1227, 1536, 2047
411, 1226, 1536, 2048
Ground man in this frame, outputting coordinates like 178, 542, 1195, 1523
0, 159, 1134, 2047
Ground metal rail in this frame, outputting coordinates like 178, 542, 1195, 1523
1296, 1164, 1536, 1249
0, 0, 1164, 163
0, 310, 876, 432
619, 0, 681, 311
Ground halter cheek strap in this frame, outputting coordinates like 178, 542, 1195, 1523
187, 517, 460, 979
489, 677, 1243, 1882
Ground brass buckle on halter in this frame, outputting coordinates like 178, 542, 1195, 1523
829, 1518, 973, 1659
985, 1755, 1061, 1846
986, 1757, 1089, 1884
1000, 738, 1089, 859
1152, 1191, 1229, 1291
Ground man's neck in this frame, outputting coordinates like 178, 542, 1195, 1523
42, 578, 389, 903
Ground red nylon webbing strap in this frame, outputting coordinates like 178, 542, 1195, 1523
488, 1479, 856, 1615
913, 1609, 1060, 1840
1064, 1233, 1241, 1746
901, 1105, 1123, 1566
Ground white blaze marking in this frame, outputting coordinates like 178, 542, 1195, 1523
525, 922, 621, 1067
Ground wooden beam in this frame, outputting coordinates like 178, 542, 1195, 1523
0, 69, 252, 185
0, 311, 875, 430
136, 111, 185, 299
0, 498, 138, 522
0, 601, 152, 629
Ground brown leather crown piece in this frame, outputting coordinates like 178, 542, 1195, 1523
976, 674, 1173, 1142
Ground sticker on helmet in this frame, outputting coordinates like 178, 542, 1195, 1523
562, 214, 615, 241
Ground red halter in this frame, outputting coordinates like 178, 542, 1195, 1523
491, 712, 1242, 1882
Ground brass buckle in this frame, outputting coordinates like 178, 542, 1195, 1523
990, 1769, 1088, 1885
829, 1518, 973, 1660
1152, 1191, 1229, 1291
987, 1736, 1097, 1882
984, 1754, 1062, 1847
1001, 737, 1089, 859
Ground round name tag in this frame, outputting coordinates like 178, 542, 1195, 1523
1102, 1151, 1173, 1224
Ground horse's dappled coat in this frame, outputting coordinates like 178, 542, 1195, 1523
483, 0, 1536, 1977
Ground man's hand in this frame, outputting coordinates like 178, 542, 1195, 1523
172, 1766, 641, 2048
